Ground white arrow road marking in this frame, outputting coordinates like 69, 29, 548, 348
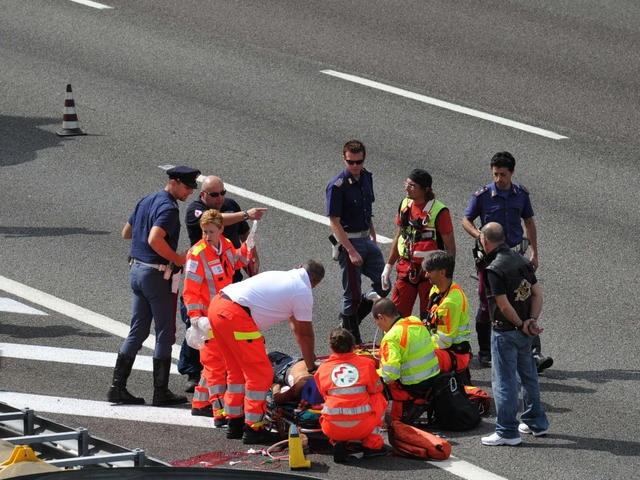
0, 297, 47, 315
0, 343, 178, 374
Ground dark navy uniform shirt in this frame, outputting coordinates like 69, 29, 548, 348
185, 197, 249, 247
128, 190, 180, 264
326, 168, 375, 232
464, 182, 534, 248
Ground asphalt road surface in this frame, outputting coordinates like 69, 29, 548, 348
1, 1, 639, 479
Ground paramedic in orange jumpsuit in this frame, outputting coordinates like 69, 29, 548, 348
183, 209, 254, 426
315, 328, 388, 463
208, 260, 324, 444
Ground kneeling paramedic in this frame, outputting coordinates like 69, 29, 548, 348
373, 298, 440, 424
315, 328, 388, 463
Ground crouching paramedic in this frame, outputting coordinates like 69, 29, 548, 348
422, 250, 472, 380
183, 209, 254, 425
315, 328, 388, 463
373, 298, 440, 424
208, 260, 324, 445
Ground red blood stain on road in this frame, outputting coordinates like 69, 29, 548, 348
171, 450, 245, 467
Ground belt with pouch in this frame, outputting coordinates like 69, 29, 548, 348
220, 292, 252, 316
131, 258, 168, 272
493, 320, 517, 332
345, 229, 370, 239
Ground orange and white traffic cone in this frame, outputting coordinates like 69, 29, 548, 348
56, 84, 86, 136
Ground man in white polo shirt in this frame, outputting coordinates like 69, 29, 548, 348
207, 260, 325, 444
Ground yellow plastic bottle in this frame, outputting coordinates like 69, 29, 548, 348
288, 424, 311, 469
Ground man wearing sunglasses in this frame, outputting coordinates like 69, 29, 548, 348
326, 140, 389, 344
180, 175, 267, 397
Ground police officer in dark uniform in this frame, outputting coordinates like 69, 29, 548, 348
107, 166, 200, 407
462, 152, 552, 372
180, 175, 267, 396
326, 140, 389, 344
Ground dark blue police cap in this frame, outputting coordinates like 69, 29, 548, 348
166, 166, 201, 189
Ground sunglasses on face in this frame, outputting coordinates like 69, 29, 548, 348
203, 189, 227, 198
345, 159, 365, 165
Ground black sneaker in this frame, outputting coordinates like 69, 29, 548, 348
362, 446, 387, 458
226, 417, 245, 440
214, 417, 227, 428
478, 350, 492, 368
191, 405, 213, 417
534, 354, 553, 373
333, 441, 348, 464
242, 426, 275, 445
184, 373, 200, 393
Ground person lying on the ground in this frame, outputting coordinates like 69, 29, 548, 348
268, 351, 323, 406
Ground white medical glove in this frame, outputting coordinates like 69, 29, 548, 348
246, 221, 258, 250
381, 264, 393, 291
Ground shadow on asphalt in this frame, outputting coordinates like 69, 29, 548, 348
0, 322, 110, 339
0, 227, 110, 238
0, 114, 62, 167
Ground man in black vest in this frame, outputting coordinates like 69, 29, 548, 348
479, 222, 549, 446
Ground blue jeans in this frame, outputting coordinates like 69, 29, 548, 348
177, 296, 202, 376
121, 263, 176, 359
338, 237, 389, 315
491, 329, 548, 438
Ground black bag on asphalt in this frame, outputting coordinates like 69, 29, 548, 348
427, 372, 481, 431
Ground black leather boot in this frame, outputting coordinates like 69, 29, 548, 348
339, 313, 362, 344
107, 352, 145, 404
226, 416, 245, 439
356, 296, 374, 325
476, 322, 492, 367
152, 357, 188, 406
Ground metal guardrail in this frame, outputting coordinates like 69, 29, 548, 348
0, 402, 169, 469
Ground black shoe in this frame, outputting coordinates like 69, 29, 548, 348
184, 374, 200, 393
152, 389, 188, 406
226, 417, 245, 439
333, 441, 348, 464
242, 425, 275, 445
214, 417, 227, 428
478, 350, 492, 368
534, 354, 553, 373
362, 446, 387, 458
191, 405, 213, 417
107, 387, 145, 405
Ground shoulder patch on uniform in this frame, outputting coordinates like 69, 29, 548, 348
185, 259, 199, 274
474, 186, 489, 197
334, 178, 344, 187
194, 209, 203, 218
518, 184, 530, 194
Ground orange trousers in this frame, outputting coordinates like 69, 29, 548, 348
191, 337, 227, 420
208, 295, 272, 429
318, 394, 387, 449
434, 349, 471, 374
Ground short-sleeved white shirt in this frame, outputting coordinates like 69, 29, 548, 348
220, 268, 313, 331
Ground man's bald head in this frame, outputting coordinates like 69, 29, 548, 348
200, 175, 226, 209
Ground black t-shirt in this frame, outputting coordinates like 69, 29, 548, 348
185, 197, 249, 247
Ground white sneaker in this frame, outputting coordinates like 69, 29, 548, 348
519, 423, 548, 437
481, 432, 522, 446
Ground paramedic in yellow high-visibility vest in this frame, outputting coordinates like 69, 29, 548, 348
381, 169, 456, 321
373, 298, 440, 423
422, 250, 472, 377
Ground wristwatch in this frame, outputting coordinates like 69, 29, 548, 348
242, 211, 249, 220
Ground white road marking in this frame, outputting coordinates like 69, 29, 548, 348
0, 392, 213, 428
0, 343, 178, 374
0, 297, 47, 315
0, 275, 180, 361
68, 0, 113, 9
434, 456, 509, 480
321, 69, 568, 140
158, 165, 394, 244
